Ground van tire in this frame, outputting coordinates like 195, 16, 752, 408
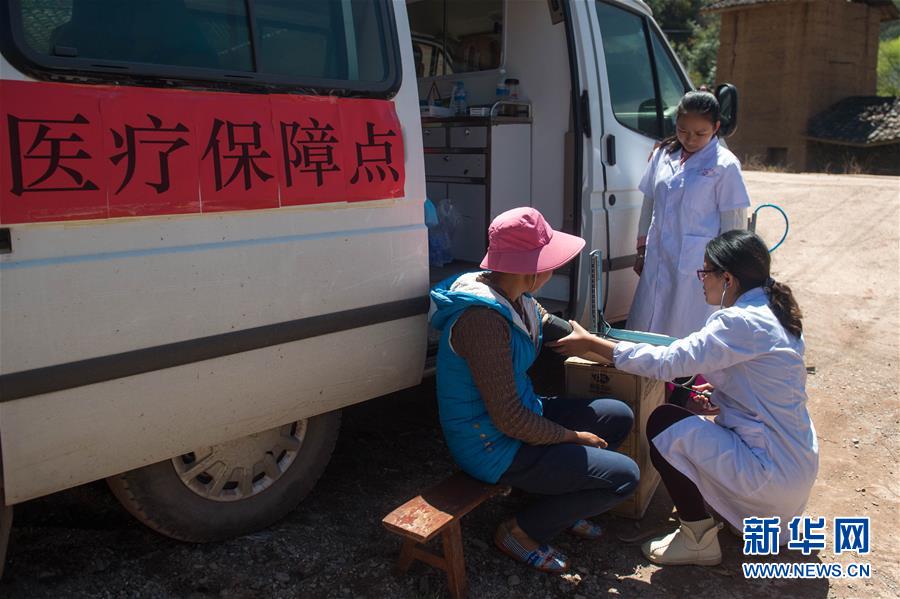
106, 410, 341, 542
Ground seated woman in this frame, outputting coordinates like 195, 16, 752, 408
430, 207, 639, 574
551, 229, 818, 566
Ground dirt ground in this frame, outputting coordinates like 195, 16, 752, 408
1, 171, 898, 598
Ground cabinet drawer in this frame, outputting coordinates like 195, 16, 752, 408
450, 126, 488, 148
424, 153, 486, 179
422, 127, 446, 148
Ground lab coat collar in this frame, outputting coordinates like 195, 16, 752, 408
662, 136, 718, 170
734, 286, 767, 308
697, 136, 719, 159
683, 136, 719, 168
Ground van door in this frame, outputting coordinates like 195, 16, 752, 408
584, 0, 692, 322
560, 0, 605, 323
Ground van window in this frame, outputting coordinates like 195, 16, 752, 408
595, 1, 689, 139
408, 0, 502, 77
3, 0, 400, 94
650, 29, 687, 138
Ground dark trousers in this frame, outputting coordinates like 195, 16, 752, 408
498, 398, 639, 543
668, 377, 693, 407
646, 404, 709, 522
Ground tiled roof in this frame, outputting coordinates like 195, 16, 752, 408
807, 96, 900, 146
704, 0, 899, 17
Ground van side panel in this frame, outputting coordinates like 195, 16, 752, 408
0, 0, 428, 505
0, 208, 425, 374
1, 314, 424, 503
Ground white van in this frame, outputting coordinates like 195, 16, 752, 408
0, 0, 734, 551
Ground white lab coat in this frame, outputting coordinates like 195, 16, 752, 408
613, 287, 818, 541
628, 138, 751, 338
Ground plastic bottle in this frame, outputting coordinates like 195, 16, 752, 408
451, 81, 468, 116
495, 69, 509, 101
506, 78, 520, 101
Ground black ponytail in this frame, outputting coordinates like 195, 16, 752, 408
705, 230, 803, 338
767, 281, 803, 338
660, 90, 721, 154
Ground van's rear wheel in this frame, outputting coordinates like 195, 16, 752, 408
107, 410, 340, 542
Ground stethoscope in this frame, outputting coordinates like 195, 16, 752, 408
678, 204, 791, 399
590, 203, 791, 400
750, 204, 790, 252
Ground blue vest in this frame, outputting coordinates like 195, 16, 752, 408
430, 272, 544, 483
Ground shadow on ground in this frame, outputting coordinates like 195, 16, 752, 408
1, 354, 831, 598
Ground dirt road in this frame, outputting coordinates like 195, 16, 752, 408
1, 171, 898, 598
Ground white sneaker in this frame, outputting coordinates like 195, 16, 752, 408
641, 518, 723, 566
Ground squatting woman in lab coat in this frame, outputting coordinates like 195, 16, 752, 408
551, 230, 818, 566
630, 91, 751, 340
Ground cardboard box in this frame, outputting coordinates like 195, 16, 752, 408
564, 357, 665, 519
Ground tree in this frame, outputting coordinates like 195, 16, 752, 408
677, 17, 721, 86
878, 36, 900, 96
644, 0, 704, 46
645, 0, 719, 86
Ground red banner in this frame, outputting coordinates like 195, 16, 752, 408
0, 80, 405, 224
102, 87, 201, 217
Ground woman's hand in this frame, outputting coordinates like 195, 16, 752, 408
548, 320, 599, 357
692, 382, 714, 394
565, 430, 608, 448
549, 321, 617, 363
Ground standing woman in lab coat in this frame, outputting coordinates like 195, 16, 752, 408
630, 91, 751, 340
551, 230, 818, 566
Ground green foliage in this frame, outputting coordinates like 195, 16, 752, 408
883, 21, 900, 41
644, 0, 705, 45
878, 36, 900, 96
645, 0, 719, 87
675, 17, 721, 87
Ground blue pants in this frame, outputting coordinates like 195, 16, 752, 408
498, 398, 639, 543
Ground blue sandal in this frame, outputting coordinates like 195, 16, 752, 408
494, 525, 568, 573
569, 519, 604, 540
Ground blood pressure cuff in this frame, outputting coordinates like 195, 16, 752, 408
542, 313, 574, 343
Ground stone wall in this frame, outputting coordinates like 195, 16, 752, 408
715, 0, 881, 171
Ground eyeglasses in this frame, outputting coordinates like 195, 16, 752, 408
696, 269, 721, 282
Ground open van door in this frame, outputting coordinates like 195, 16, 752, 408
580, 0, 693, 323
559, 0, 606, 324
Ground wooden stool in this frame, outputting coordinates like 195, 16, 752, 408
382, 472, 510, 599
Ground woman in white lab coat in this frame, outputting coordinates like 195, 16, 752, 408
551, 230, 818, 566
630, 92, 751, 341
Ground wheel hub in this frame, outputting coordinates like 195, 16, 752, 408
172, 420, 307, 502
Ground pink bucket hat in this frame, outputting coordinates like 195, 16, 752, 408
480, 207, 585, 274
